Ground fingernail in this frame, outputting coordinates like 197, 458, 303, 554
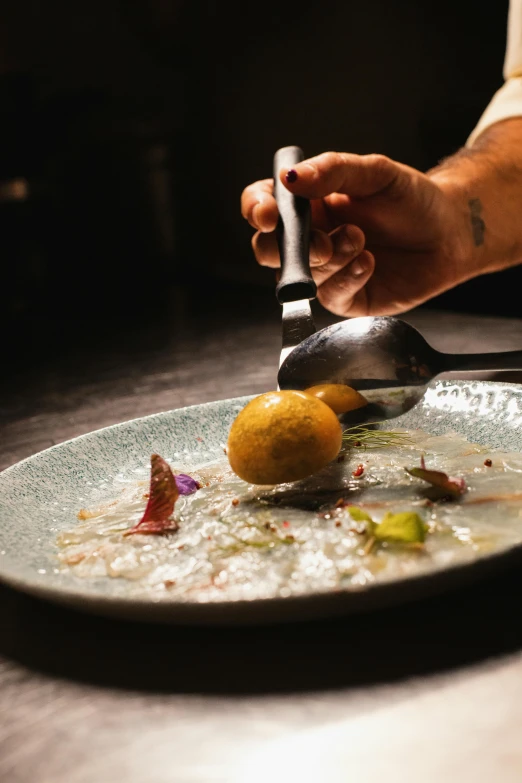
285, 169, 298, 183
339, 225, 360, 256
253, 203, 264, 229
340, 239, 355, 255
310, 233, 327, 266
252, 204, 261, 227
349, 257, 368, 277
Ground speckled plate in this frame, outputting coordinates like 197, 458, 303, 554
2, 380, 522, 625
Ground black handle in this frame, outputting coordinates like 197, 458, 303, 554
273, 146, 317, 304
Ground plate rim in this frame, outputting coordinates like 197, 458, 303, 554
2, 380, 522, 625
0, 393, 254, 479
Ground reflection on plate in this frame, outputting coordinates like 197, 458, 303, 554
1, 380, 522, 625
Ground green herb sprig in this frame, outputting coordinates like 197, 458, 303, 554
216, 519, 299, 557
342, 423, 413, 450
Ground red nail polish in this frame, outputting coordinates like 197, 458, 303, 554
285, 169, 298, 184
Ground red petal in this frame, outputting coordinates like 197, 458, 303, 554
125, 454, 180, 536
125, 519, 179, 536
405, 466, 467, 497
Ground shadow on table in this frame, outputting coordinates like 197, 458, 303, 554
1, 561, 522, 695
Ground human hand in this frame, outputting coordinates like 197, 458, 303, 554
241, 151, 476, 316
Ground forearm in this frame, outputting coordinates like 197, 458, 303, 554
428, 117, 522, 278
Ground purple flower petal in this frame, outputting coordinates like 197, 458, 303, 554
175, 473, 200, 495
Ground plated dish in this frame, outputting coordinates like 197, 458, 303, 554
1, 380, 522, 624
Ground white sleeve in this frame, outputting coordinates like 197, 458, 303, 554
467, 0, 522, 145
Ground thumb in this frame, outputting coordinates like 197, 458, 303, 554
280, 151, 411, 200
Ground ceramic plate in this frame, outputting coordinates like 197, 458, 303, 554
2, 380, 522, 625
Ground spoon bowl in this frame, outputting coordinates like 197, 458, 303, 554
277, 316, 522, 421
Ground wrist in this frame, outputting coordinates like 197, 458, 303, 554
428, 119, 522, 278
429, 162, 490, 279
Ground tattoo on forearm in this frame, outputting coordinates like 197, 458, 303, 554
469, 198, 485, 246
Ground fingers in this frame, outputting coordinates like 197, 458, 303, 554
253, 217, 374, 316
252, 228, 333, 269
311, 224, 374, 317
252, 224, 367, 294
311, 224, 365, 286
240, 175, 348, 236
241, 179, 278, 233
278, 151, 409, 201
317, 249, 375, 317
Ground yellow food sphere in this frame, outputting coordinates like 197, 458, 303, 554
304, 383, 367, 414
227, 390, 342, 485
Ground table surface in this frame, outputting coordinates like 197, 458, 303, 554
3, 290, 522, 783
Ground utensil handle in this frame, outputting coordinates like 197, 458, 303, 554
442, 350, 522, 372
273, 146, 317, 304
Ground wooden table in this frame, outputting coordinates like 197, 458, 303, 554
2, 290, 522, 783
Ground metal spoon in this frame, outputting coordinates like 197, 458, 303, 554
278, 316, 522, 421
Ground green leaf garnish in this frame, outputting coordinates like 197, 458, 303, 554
347, 505, 373, 522
374, 512, 427, 543
342, 423, 412, 450
347, 505, 376, 533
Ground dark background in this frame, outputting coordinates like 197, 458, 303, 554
0, 0, 515, 371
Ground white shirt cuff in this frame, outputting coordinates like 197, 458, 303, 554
467, 76, 522, 146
